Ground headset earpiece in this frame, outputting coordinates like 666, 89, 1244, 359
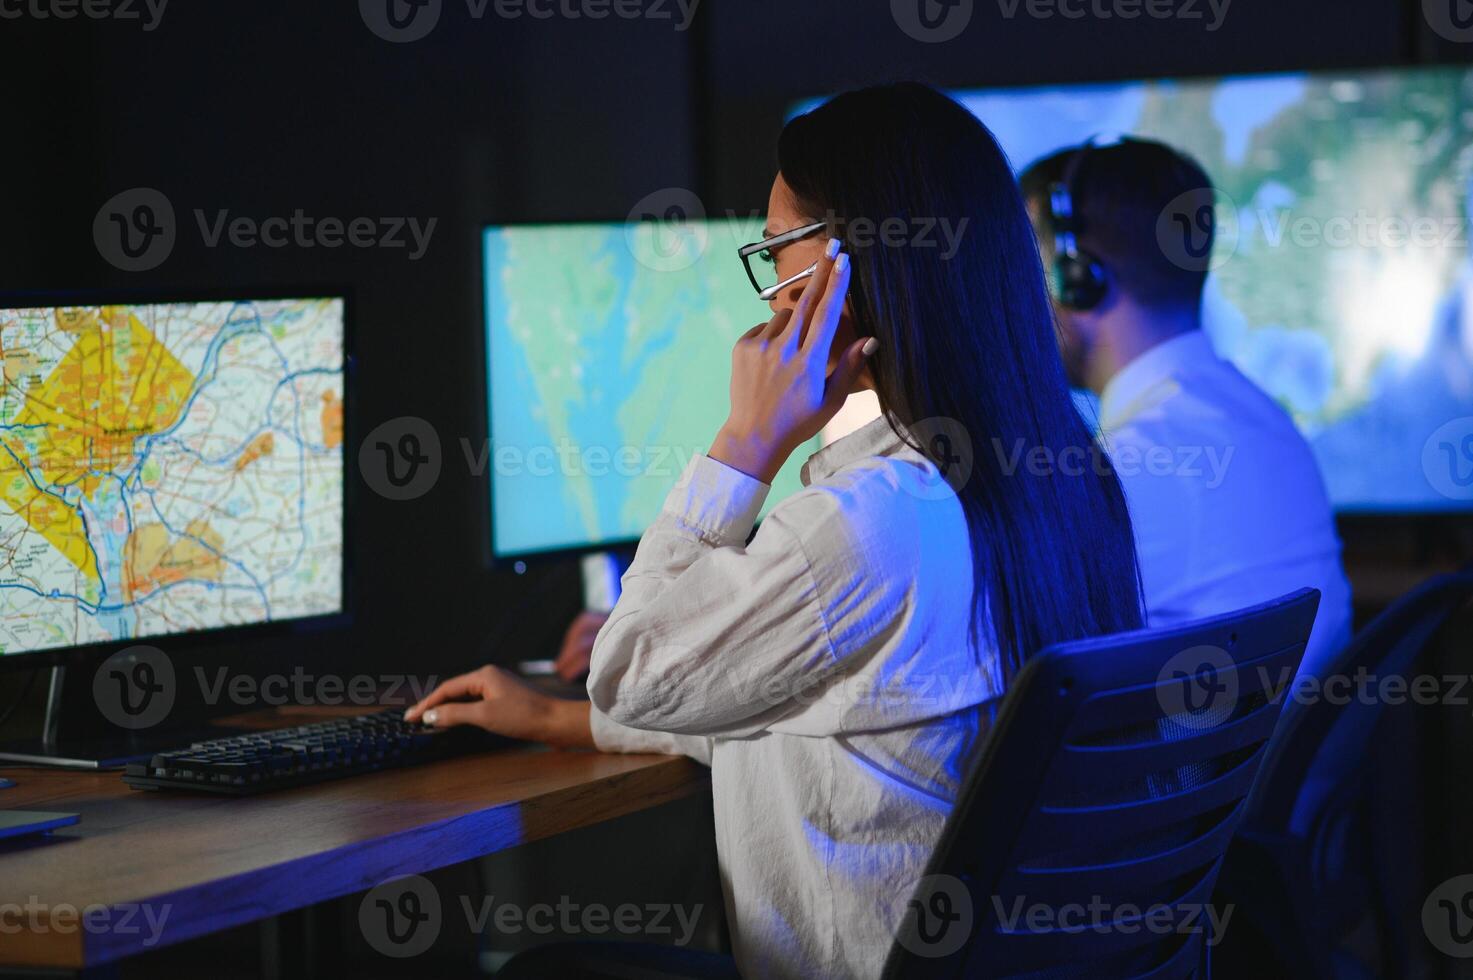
1047, 142, 1110, 311
1051, 250, 1109, 311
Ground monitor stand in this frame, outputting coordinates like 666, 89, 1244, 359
0, 666, 249, 770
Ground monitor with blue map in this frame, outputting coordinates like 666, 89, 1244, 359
484, 219, 821, 558
0, 296, 347, 658
798, 65, 1473, 512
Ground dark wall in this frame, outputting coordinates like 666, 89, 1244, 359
0, 0, 1458, 734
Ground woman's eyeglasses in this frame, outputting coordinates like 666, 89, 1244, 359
738, 221, 829, 301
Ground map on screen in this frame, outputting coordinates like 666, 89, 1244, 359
485, 219, 820, 557
796, 66, 1473, 510
0, 298, 345, 656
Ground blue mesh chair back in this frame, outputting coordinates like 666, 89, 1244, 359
882, 589, 1321, 980
1219, 569, 1473, 976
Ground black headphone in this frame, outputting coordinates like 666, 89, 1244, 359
1047, 140, 1110, 311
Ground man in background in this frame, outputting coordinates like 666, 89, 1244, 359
1019, 138, 1352, 679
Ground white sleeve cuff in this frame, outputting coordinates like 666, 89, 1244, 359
660, 454, 771, 546
589, 703, 639, 753
589, 705, 714, 765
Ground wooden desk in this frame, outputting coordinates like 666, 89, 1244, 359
0, 743, 709, 970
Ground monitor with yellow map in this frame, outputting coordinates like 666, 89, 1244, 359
0, 296, 346, 657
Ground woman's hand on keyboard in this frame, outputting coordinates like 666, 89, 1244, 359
405, 666, 594, 749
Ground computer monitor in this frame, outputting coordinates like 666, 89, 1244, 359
483, 219, 820, 559
0, 294, 348, 665
798, 65, 1473, 512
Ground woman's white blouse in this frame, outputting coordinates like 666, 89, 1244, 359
587, 415, 1003, 980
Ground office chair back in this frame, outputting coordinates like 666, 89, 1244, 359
1246, 569, 1473, 831
883, 589, 1321, 980
1222, 569, 1473, 976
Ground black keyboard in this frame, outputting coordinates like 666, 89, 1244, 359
122, 710, 510, 795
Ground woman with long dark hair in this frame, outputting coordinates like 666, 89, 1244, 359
410, 82, 1143, 978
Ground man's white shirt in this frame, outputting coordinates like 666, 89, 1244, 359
1097, 329, 1352, 679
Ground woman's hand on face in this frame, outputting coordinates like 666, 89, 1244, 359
405, 666, 593, 749
710, 240, 878, 485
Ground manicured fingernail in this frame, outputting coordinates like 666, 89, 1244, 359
862, 338, 879, 356
834, 253, 849, 274
423, 709, 438, 727
825, 238, 841, 259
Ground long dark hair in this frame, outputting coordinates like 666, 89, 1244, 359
779, 83, 1144, 679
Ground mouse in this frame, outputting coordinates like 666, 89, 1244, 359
0, 778, 14, 789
